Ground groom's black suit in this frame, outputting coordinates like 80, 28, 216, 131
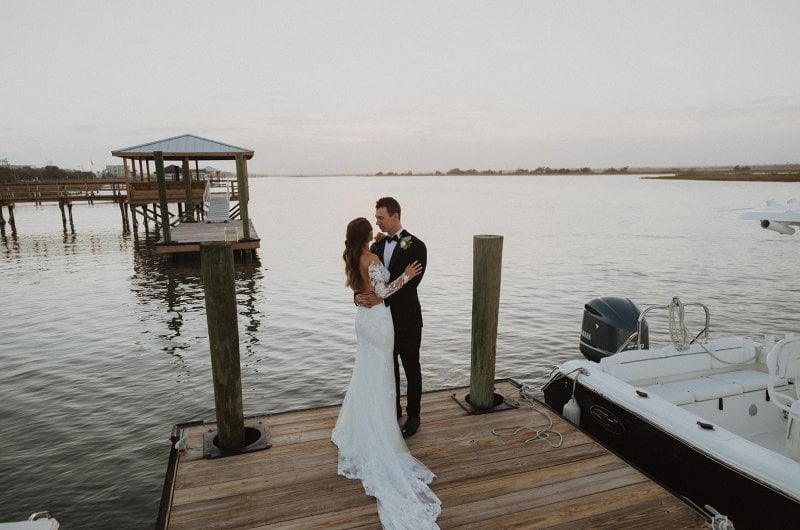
371, 229, 427, 422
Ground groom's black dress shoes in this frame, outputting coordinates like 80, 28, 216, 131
402, 417, 420, 438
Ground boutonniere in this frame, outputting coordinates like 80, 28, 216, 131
399, 235, 413, 250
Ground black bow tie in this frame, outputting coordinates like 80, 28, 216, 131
386, 235, 400, 243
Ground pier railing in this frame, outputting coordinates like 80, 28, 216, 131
0, 177, 239, 206
207, 177, 238, 200
0, 179, 126, 203
127, 180, 209, 205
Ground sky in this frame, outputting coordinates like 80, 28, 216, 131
2, 1, 800, 175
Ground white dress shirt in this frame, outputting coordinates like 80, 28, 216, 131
382, 227, 403, 265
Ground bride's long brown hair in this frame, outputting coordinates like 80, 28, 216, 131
343, 217, 372, 291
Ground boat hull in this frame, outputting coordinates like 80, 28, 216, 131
542, 372, 800, 529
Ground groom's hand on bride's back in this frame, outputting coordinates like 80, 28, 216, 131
355, 291, 381, 308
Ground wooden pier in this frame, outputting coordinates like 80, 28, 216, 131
113, 135, 260, 256
159, 380, 707, 529
1, 135, 260, 251
155, 220, 260, 254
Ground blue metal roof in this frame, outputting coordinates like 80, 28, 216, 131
112, 134, 254, 160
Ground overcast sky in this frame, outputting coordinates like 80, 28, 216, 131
2, 1, 799, 175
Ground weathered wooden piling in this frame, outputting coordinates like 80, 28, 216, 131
130, 204, 138, 231
201, 241, 245, 450
58, 199, 66, 226
181, 158, 192, 218
154, 151, 172, 243
469, 234, 504, 410
118, 198, 129, 231
235, 154, 251, 240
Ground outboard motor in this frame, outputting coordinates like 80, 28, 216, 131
579, 296, 648, 362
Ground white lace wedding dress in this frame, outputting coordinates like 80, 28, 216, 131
332, 263, 441, 529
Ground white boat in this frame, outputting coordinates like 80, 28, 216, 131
739, 198, 800, 236
0, 513, 60, 529
543, 297, 800, 529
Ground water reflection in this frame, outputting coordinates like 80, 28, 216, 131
130, 235, 265, 360
62, 228, 77, 254
0, 223, 19, 257
238, 270, 265, 362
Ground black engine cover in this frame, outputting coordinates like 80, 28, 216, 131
579, 296, 648, 361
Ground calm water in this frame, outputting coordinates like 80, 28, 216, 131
1, 175, 798, 527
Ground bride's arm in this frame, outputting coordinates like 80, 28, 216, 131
368, 259, 423, 299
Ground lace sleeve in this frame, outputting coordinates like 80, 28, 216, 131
368, 262, 408, 299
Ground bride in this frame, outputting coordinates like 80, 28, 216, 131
332, 217, 441, 529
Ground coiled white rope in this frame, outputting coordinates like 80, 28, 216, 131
669, 297, 689, 351
491, 383, 564, 448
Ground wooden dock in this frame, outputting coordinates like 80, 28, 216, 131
156, 220, 260, 254
158, 380, 707, 528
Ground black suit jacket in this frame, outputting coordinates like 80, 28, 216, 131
371, 229, 427, 330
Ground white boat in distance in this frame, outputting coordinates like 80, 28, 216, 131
543, 296, 800, 529
739, 198, 800, 235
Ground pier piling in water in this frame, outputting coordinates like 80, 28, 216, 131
201, 241, 246, 451
235, 154, 251, 240
154, 151, 172, 243
469, 234, 504, 410
181, 158, 192, 219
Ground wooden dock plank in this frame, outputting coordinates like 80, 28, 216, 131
480, 481, 693, 529
162, 380, 707, 529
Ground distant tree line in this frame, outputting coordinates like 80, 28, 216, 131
0, 165, 98, 183
375, 166, 629, 176
676, 165, 753, 175
375, 170, 415, 176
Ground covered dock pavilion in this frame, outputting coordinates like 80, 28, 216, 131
111, 134, 259, 255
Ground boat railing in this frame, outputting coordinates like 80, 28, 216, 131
641, 297, 709, 351
619, 297, 710, 352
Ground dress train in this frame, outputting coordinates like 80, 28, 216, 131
332, 302, 440, 529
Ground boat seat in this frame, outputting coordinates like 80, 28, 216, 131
640, 382, 693, 405
642, 377, 742, 405
604, 339, 767, 405
600, 338, 758, 384
601, 347, 711, 383
707, 338, 757, 369
709, 368, 780, 393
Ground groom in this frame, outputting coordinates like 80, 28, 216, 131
357, 197, 427, 438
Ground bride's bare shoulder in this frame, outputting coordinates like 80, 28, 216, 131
360, 251, 381, 267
